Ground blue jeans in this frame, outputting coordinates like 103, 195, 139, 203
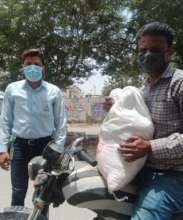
10, 137, 51, 206
131, 167, 183, 220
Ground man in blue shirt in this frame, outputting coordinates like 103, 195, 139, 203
0, 48, 67, 206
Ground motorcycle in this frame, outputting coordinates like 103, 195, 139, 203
0, 135, 182, 220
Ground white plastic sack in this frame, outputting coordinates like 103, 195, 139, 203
96, 86, 154, 192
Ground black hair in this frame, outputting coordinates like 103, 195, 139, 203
21, 48, 45, 64
136, 22, 175, 47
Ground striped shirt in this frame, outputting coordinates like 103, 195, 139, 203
142, 65, 183, 171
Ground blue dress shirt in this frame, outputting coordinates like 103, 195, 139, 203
0, 80, 67, 152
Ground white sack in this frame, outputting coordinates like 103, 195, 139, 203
96, 86, 154, 192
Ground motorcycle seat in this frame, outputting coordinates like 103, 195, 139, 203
62, 161, 137, 220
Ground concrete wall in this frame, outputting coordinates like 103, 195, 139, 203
65, 96, 106, 123
65, 97, 87, 123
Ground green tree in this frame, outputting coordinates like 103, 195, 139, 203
0, 0, 127, 89
102, 0, 183, 94
102, 74, 145, 96
128, 0, 183, 68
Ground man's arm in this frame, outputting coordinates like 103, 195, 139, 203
148, 133, 183, 160
119, 136, 151, 162
0, 86, 14, 169
148, 79, 183, 162
0, 86, 14, 152
119, 134, 183, 163
120, 80, 183, 163
103, 96, 114, 112
52, 89, 67, 153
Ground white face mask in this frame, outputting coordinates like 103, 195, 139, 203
23, 64, 43, 82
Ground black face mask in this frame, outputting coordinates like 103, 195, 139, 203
138, 50, 168, 74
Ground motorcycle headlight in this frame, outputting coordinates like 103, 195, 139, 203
28, 156, 47, 180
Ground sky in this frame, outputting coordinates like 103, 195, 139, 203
75, 71, 110, 96
74, 9, 132, 96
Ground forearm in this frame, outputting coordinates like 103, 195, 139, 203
150, 132, 183, 161
53, 90, 67, 153
0, 86, 14, 152
0, 120, 11, 152
52, 125, 67, 153
0, 104, 13, 152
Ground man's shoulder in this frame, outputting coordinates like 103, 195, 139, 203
170, 68, 183, 93
6, 80, 25, 91
42, 81, 61, 93
172, 68, 183, 80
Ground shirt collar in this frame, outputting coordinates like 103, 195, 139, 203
145, 64, 175, 86
23, 79, 46, 90
160, 64, 175, 79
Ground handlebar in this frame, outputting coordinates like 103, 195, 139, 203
71, 135, 97, 167
27, 135, 97, 220
78, 150, 97, 166
70, 137, 85, 150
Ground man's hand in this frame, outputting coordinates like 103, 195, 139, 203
118, 136, 151, 162
103, 96, 114, 112
0, 152, 10, 170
